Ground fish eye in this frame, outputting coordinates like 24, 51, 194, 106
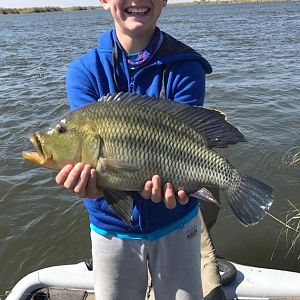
56, 124, 67, 134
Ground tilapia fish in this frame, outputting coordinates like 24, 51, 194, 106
23, 92, 274, 226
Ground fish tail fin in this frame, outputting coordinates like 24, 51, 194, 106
224, 173, 274, 226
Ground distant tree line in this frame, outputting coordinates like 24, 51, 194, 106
0, 8, 21, 14
0, 6, 97, 15
29, 7, 63, 13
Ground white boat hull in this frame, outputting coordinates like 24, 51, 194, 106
6, 261, 300, 300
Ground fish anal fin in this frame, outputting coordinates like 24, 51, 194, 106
191, 187, 221, 207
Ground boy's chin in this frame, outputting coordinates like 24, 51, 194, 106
124, 22, 156, 37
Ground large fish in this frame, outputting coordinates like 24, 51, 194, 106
23, 92, 274, 226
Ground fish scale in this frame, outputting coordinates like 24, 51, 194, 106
91, 100, 238, 193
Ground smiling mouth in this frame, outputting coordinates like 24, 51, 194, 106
125, 7, 150, 15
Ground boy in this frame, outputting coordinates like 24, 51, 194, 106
56, 0, 218, 299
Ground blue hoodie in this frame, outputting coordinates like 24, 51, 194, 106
66, 28, 212, 239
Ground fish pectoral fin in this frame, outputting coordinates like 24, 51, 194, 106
97, 157, 138, 174
191, 187, 221, 207
103, 189, 134, 225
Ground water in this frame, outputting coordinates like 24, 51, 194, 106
0, 1, 300, 295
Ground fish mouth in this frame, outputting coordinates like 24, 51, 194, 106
22, 134, 52, 166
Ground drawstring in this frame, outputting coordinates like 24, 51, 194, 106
159, 63, 171, 100
112, 42, 121, 92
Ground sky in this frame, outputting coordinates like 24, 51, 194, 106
0, 0, 100, 8
0, 0, 185, 8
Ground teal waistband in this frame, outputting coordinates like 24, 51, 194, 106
90, 206, 199, 241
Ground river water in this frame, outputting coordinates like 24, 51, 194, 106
0, 1, 299, 295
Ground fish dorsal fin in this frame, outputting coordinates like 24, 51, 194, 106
99, 92, 246, 148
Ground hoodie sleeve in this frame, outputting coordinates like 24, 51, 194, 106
66, 60, 100, 110
167, 60, 207, 106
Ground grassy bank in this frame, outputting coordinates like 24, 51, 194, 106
0, 6, 100, 15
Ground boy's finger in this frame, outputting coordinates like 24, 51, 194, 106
151, 175, 162, 203
86, 168, 104, 198
140, 180, 153, 199
55, 164, 73, 185
163, 183, 176, 209
178, 190, 189, 205
63, 162, 84, 190
73, 164, 91, 197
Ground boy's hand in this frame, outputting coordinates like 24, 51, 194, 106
55, 163, 104, 199
56, 166, 188, 209
140, 175, 189, 209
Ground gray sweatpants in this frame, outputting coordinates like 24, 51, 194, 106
91, 215, 203, 300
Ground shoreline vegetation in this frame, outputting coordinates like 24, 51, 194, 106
0, 0, 296, 15
0, 6, 101, 15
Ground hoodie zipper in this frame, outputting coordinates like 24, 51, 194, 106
129, 63, 162, 93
